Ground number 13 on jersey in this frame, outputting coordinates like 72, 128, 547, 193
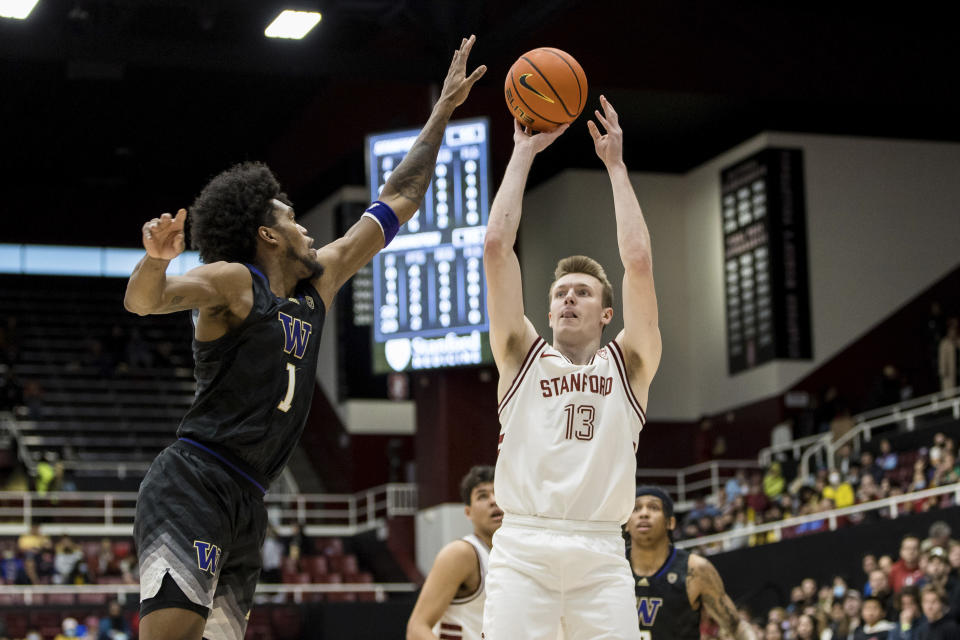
563, 403, 595, 440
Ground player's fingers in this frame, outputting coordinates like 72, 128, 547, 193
173, 208, 187, 228
461, 34, 475, 56
586, 120, 601, 142
466, 65, 487, 84
600, 95, 618, 121
159, 212, 172, 222
594, 109, 611, 132
174, 232, 185, 253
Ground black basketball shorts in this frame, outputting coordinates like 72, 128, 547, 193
134, 439, 268, 640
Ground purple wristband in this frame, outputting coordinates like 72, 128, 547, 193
362, 201, 400, 247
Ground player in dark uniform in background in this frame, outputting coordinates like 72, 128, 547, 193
123, 36, 486, 640
627, 487, 757, 640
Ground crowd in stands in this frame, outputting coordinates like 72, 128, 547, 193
677, 430, 960, 551
732, 525, 960, 640
0, 529, 138, 588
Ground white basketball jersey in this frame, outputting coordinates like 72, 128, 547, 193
432, 534, 489, 640
495, 337, 646, 524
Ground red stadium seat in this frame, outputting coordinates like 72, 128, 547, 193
303, 554, 328, 581
270, 607, 303, 640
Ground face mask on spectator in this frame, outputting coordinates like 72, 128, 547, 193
829, 472, 841, 485
834, 585, 845, 598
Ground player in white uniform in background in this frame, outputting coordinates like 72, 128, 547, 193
406, 466, 503, 640
481, 96, 661, 640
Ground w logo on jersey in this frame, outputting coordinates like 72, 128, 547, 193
637, 597, 664, 626
278, 312, 313, 359
193, 540, 222, 574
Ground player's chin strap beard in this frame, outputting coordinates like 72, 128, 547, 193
285, 244, 324, 279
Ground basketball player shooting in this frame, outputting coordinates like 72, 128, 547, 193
628, 488, 756, 640
481, 96, 661, 639
123, 36, 485, 640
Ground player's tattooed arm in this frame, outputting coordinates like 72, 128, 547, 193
687, 557, 756, 640
379, 35, 485, 222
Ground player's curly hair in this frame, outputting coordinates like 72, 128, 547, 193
189, 162, 282, 264
460, 465, 495, 505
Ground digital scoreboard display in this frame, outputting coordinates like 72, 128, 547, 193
720, 148, 812, 374
366, 119, 493, 374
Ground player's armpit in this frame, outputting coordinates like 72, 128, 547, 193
406, 541, 478, 640
310, 216, 385, 309
687, 557, 756, 640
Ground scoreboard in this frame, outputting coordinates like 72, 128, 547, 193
720, 148, 812, 374
366, 119, 493, 374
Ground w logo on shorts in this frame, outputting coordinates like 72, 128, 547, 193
193, 540, 222, 574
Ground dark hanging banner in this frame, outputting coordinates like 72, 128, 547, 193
720, 148, 812, 375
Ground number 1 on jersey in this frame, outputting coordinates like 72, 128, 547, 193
277, 362, 296, 412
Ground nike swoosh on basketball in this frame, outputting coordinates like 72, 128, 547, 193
518, 73, 555, 104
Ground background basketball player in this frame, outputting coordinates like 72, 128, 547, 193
123, 36, 486, 640
481, 96, 661, 639
628, 488, 756, 640
406, 466, 502, 640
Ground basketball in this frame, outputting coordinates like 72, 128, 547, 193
504, 47, 588, 132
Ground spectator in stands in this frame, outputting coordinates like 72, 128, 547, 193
830, 408, 856, 446
260, 525, 284, 584
889, 587, 922, 640
823, 470, 855, 509
18, 523, 52, 556
97, 538, 120, 578
98, 600, 133, 640
684, 496, 720, 526
800, 578, 818, 607
746, 472, 771, 518
33, 451, 59, 496
860, 451, 883, 485
938, 317, 958, 392
916, 584, 959, 639
878, 439, 899, 474
764, 462, 786, 501
856, 474, 880, 505
918, 547, 954, 595
35, 548, 56, 582
866, 569, 895, 619
861, 554, 877, 594
118, 552, 138, 584
794, 613, 821, 640
0, 548, 29, 584
53, 536, 83, 584
53, 617, 83, 640
891, 535, 925, 593
725, 469, 748, 505
285, 522, 314, 561
853, 595, 894, 639
949, 541, 960, 572
931, 451, 959, 487
841, 589, 863, 639
764, 622, 783, 640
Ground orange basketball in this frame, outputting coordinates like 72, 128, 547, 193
504, 47, 588, 132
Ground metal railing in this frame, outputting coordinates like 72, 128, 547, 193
0, 582, 418, 605
636, 459, 761, 505
756, 387, 960, 475
798, 387, 960, 479
0, 484, 418, 537
675, 481, 960, 551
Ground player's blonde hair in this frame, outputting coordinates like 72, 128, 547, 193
550, 255, 614, 309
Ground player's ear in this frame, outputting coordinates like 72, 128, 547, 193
464, 504, 471, 519
600, 307, 613, 325
258, 225, 279, 245
668, 516, 676, 532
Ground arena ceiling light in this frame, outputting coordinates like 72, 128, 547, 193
0, 0, 40, 19
264, 9, 322, 39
